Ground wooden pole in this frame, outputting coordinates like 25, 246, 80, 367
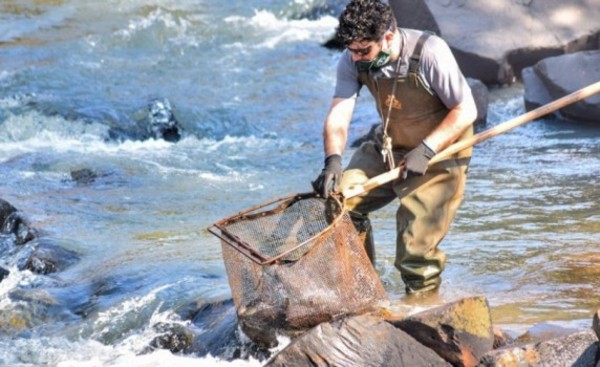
342, 80, 600, 199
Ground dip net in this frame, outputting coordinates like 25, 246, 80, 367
208, 193, 388, 347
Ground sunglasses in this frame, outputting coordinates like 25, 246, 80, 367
346, 37, 385, 57
347, 44, 374, 56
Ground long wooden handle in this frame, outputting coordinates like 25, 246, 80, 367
342, 80, 600, 199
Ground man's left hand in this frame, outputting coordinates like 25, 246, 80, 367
403, 141, 436, 179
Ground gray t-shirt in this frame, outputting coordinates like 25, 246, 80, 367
334, 28, 471, 109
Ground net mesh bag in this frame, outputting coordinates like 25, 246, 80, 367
208, 193, 389, 347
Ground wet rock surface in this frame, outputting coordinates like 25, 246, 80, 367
263, 297, 600, 366
1, 199, 79, 279
266, 314, 452, 367
392, 296, 494, 367
522, 50, 600, 122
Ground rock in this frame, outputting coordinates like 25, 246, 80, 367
0, 266, 9, 282
266, 314, 452, 367
468, 78, 489, 126
593, 310, 600, 340
389, 0, 600, 85
522, 50, 600, 122
145, 98, 182, 142
0, 198, 36, 245
149, 322, 195, 353
0, 199, 18, 224
189, 298, 254, 360
478, 329, 599, 367
325, 1, 600, 86
492, 325, 514, 349
392, 296, 494, 367
21, 240, 80, 275
70, 168, 98, 185
106, 98, 182, 142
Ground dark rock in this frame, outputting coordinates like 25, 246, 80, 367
0, 199, 17, 225
167, 298, 270, 362
22, 240, 80, 275
522, 50, 600, 122
189, 299, 240, 357
392, 296, 494, 367
149, 322, 195, 354
0, 266, 9, 282
145, 98, 182, 142
266, 314, 451, 367
492, 325, 514, 349
70, 168, 98, 185
478, 329, 599, 367
468, 78, 489, 126
593, 309, 600, 341
0, 199, 36, 245
106, 98, 182, 142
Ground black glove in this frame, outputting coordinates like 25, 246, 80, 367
403, 141, 436, 179
312, 154, 342, 199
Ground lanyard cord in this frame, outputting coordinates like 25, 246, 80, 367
379, 57, 402, 170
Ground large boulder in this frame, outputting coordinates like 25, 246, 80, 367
392, 296, 494, 367
389, 0, 600, 85
266, 314, 452, 367
522, 50, 600, 122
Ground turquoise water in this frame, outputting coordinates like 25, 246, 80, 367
0, 1, 599, 365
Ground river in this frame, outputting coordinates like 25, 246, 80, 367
1, 0, 599, 366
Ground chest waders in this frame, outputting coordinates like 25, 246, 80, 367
340, 31, 473, 294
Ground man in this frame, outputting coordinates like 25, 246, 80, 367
312, 0, 477, 295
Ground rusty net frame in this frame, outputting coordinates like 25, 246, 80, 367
208, 192, 388, 346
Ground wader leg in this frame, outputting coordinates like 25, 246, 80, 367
340, 142, 397, 267
393, 159, 468, 294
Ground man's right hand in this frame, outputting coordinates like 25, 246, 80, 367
311, 154, 342, 199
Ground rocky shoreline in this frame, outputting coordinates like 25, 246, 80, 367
3, 196, 600, 366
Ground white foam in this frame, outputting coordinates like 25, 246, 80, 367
113, 7, 198, 47
224, 10, 338, 49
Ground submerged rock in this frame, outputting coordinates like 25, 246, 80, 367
109, 98, 183, 142
149, 322, 195, 354
145, 98, 182, 142
0, 199, 36, 245
22, 240, 80, 275
70, 168, 98, 185
145, 298, 271, 362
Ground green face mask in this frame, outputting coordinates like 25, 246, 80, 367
356, 49, 392, 72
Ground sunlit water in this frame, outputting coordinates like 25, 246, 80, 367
0, 0, 599, 365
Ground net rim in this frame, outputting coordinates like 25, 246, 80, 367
207, 192, 346, 265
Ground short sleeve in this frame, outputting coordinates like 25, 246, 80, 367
420, 35, 472, 109
333, 51, 361, 99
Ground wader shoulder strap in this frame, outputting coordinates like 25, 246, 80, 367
408, 31, 435, 85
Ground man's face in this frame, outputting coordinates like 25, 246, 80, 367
347, 40, 382, 62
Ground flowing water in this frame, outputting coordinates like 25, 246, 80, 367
0, 0, 599, 365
